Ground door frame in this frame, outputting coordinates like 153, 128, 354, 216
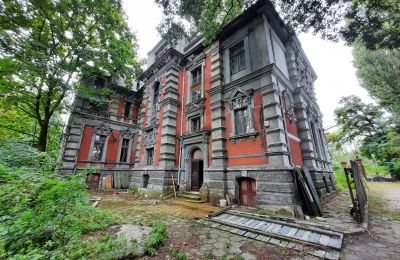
236, 177, 257, 207
182, 144, 208, 191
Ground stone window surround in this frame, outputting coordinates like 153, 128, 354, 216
223, 35, 251, 84
116, 128, 135, 164
187, 60, 205, 103
227, 88, 257, 143
142, 128, 158, 166
88, 124, 111, 162
186, 106, 205, 135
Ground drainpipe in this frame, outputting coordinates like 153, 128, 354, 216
177, 69, 186, 186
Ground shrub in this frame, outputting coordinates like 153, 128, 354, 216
0, 142, 123, 259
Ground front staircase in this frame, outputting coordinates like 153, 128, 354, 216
177, 191, 206, 203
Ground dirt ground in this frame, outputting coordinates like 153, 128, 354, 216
94, 182, 400, 259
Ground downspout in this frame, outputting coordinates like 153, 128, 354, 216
177, 69, 186, 186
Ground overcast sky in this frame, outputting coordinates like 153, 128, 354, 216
122, 0, 372, 129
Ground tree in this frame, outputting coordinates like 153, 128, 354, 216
0, 0, 141, 152
155, 0, 400, 50
353, 43, 400, 124
333, 95, 400, 179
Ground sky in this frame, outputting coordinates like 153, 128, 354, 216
122, 0, 372, 129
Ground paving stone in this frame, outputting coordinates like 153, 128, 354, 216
241, 252, 256, 260
309, 233, 321, 244
254, 221, 266, 229
244, 232, 258, 239
265, 223, 278, 232
228, 246, 242, 254
286, 242, 296, 249
214, 248, 226, 257
312, 250, 326, 258
278, 240, 288, 247
327, 237, 342, 249
301, 231, 313, 241
271, 224, 282, 233
244, 219, 254, 227
269, 238, 281, 245
294, 229, 305, 239
325, 251, 340, 260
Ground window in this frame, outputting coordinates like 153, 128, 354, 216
230, 41, 246, 75
235, 108, 249, 135
124, 101, 132, 118
191, 67, 201, 85
191, 67, 202, 102
143, 174, 149, 189
191, 117, 201, 133
146, 148, 154, 165
119, 138, 130, 162
91, 134, 107, 161
152, 82, 160, 117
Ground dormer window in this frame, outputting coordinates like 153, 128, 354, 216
230, 40, 246, 75
190, 66, 202, 102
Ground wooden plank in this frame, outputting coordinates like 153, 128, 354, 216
303, 167, 323, 215
294, 167, 321, 216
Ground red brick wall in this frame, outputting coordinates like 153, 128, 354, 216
77, 126, 92, 165
225, 93, 267, 167
285, 116, 303, 166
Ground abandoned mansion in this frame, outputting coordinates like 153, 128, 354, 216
61, 0, 337, 210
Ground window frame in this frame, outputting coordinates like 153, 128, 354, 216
91, 134, 107, 161
230, 40, 246, 75
119, 138, 130, 163
234, 107, 250, 135
123, 101, 132, 118
191, 116, 201, 133
146, 148, 154, 165
189, 64, 204, 103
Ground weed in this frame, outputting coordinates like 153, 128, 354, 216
144, 220, 167, 255
234, 255, 245, 260
203, 249, 214, 260
224, 241, 230, 249
169, 246, 188, 260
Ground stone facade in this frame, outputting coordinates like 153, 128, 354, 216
61, 0, 336, 210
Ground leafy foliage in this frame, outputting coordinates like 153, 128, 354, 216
353, 43, 400, 124
0, 141, 125, 259
332, 96, 400, 179
155, 0, 400, 50
0, 0, 141, 151
144, 219, 167, 256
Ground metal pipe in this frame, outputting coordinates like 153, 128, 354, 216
177, 69, 186, 186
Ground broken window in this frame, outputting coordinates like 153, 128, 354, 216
124, 101, 132, 118
119, 138, 130, 162
230, 40, 246, 75
191, 117, 201, 133
234, 108, 249, 135
146, 148, 154, 165
92, 134, 107, 161
191, 66, 202, 102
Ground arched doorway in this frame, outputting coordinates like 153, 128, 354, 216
191, 149, 204, 191
238, 177, 256, 207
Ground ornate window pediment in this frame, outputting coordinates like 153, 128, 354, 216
227, 87, 253, 109
94, 123, 111, 135
120, 128, 134, 139
144, 129, 157, 148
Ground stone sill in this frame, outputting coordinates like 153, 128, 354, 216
229, 132, 258, 143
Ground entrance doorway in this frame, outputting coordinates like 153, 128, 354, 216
238, 177, 256, 207
191, 149, 204, 191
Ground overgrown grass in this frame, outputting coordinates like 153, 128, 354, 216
144, 219, 167, 255
334, 171, 348, 192
169, 246, 188, 260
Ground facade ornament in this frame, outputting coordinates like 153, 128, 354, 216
144, 129, 157, 148
282, 90, 297, 122
120, 128, 134, 139
94, 123, 111, 135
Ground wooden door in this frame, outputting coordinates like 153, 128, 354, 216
86, 173, 100, 190
239, 178, 256, 207
191, 161, 200, 191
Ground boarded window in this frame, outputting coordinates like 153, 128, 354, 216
230, 41, 246, 75
119, 138, 130, 162
146, 148, 154, 165
92, 134, 107, 161
235, 108, 249, 135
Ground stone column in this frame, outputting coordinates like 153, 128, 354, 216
134, 101, 146, 167
293, 93, 318, 170
159, 66, 180, 167
262, 80, 291, 167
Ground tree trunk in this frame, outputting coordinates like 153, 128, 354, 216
38, 117, 50, 152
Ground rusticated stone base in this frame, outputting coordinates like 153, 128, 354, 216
129, 168, 178, 195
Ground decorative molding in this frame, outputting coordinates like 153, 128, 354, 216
144, 128, 157, 148
229, 132, 258, 144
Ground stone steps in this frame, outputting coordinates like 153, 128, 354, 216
199, 210, 343, 260
178, 191, 205, 203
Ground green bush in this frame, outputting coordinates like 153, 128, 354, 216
144, 220, 167, 255
0, 141, 124, 259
